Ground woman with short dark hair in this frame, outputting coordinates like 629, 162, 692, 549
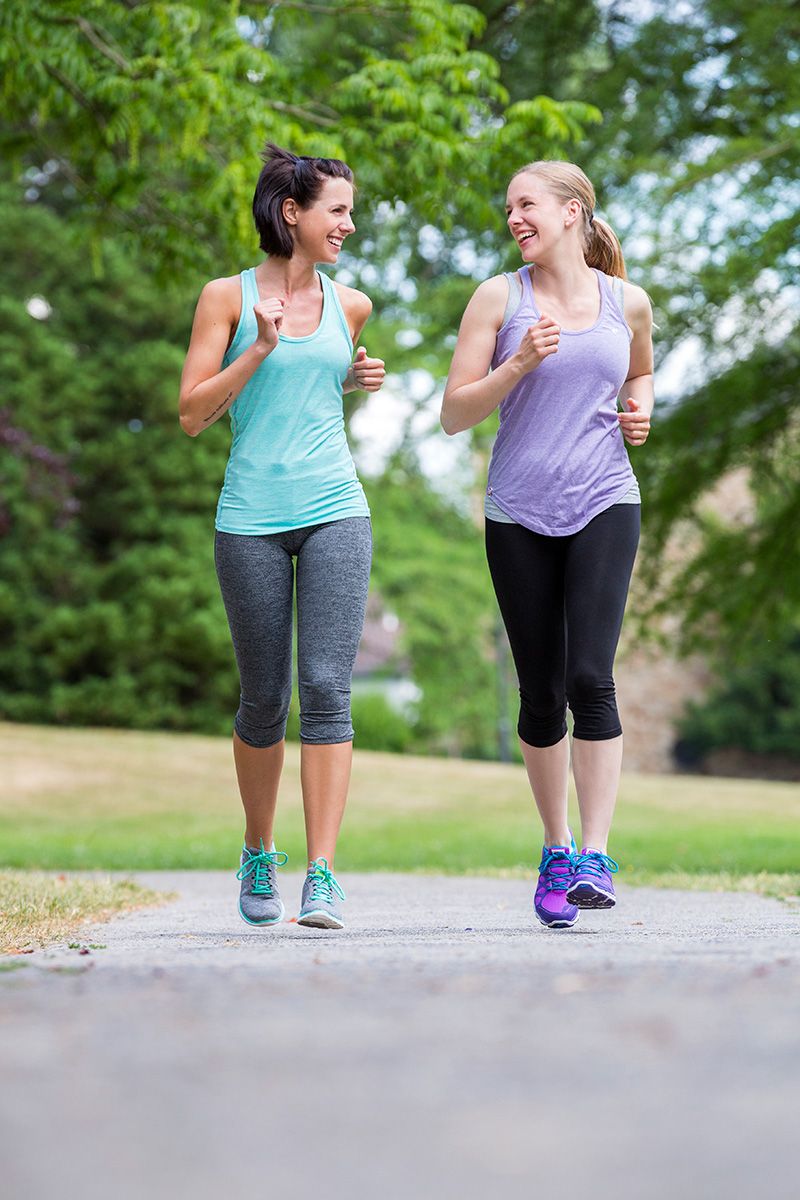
179, 143, 384, 930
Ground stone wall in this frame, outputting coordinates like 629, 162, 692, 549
616, 639, 711, 774
616, 469, 753, 773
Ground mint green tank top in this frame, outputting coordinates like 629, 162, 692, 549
215, 267, 369, 535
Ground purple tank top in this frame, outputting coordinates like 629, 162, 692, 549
487, 267, 634, 536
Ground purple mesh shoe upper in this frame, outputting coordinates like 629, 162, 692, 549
565, 848, 620, 910
534, 843, 578, 927
571, 848, 619, 898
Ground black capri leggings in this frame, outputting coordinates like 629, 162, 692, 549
485, 504, 640, 748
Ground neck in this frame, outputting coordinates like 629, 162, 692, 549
257, 251, 318, 299
530, 246, 594, 296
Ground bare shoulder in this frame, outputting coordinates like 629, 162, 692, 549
333, 281, 372, 322
621, 280, 653, 324
198, 273, 241, 312
464, 274, 509, 327
473, 274, 510, 303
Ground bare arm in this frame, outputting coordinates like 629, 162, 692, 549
617, 283, 655, 446
178, 278, 283, 437
336, 285, 385, 394
440, 276, 561, 436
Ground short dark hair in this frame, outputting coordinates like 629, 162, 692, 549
252, 143, 355, 258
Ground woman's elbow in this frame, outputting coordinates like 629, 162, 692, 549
440, 396, 462, 436
178, 403, 202, 438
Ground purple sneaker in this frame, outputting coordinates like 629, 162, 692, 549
566, 848, 619, 909
534, 840, 579, 929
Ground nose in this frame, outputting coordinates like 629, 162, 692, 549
341, 216, 356, 234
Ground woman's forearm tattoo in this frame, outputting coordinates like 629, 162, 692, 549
204, 392, 233, 424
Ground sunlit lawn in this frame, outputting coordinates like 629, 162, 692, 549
0, 871, 168, 955
1, 723, 798, 898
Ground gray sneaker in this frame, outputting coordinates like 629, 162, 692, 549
297, 857, 346, 929
236, 842, 288, 926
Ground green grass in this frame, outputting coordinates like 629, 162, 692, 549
1, 723, 798, 898
0, 871, 169, 954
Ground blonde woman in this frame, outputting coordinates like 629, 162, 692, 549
442, 161, 654, 929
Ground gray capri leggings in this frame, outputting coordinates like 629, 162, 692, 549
214, 517, 372, 747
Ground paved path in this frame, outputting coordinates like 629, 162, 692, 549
2, 873, 799, 1200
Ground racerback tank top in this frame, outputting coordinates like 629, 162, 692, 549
215, 268, 369, 535
486, 267, 636, 537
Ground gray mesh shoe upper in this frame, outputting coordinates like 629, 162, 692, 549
236, 842, 288, 926
297, 858, 346, 929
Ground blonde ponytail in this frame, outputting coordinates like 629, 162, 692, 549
584, 216, 626, 279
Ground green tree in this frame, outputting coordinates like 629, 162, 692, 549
523, 0, 800, 761
0, 189, 238, 730
367, 457, 500, 757
0, 0, 598, 278
676, 625, 800, 767
572, 0, 800, 653
1, 1, 603, 753
0, 185, 506, 751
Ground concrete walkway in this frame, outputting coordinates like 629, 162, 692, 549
2, 872, 798, 1200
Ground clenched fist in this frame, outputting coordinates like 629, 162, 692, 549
513, 314, 561, 375
253, 297, 285, 353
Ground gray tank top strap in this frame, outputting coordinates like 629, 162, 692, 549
501, 270, 523, 328
608, 273, 634, 339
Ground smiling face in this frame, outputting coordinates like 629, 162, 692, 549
505, 172, 582, 262
286, 176, 356, 264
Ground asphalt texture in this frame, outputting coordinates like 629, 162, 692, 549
2, 871, 799, 1200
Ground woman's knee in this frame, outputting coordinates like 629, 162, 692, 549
234, 688, 292, 748
518, 687, 568, 748
566, 670, 621, 740
298, 674, 353, 743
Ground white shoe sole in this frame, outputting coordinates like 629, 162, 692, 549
535, 911, 579, 929
297, 909, 344, 930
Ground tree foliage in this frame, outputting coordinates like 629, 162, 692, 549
0, 185, 504, 750
3, 0, 797, 762
0, 190, 239, 730
676, 625, 800, 765
0, 0, 598, 276
0, 2, 602, 751
367, 458, 501, 756
573, 0, 800, 653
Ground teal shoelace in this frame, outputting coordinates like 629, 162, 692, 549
307, 857, 346, 904
236, 843, 289, 896
539, 848, 574, 892
575, 850, 619, 878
